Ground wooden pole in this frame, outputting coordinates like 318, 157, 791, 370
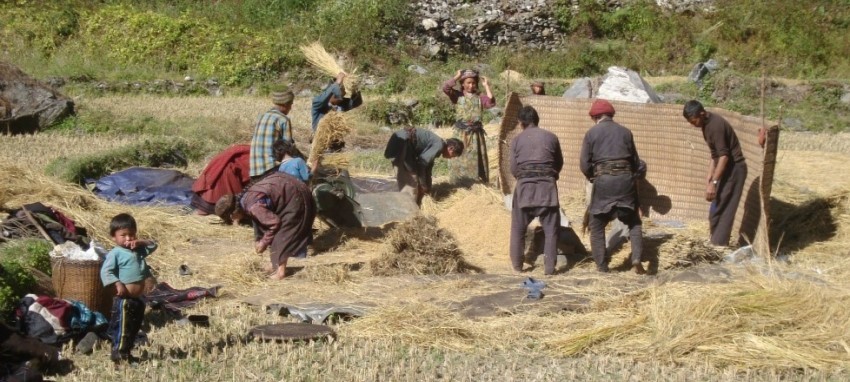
20, 206, 58, 245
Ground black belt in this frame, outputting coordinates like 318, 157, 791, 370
516, 164, 558, 179
594, 160, 632, 177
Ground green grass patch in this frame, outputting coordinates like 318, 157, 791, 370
0, 239, 53, 318
45, 138, 205, 184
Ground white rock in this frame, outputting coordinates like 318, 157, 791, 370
422, 18, 438, 30
596, 66, 663, 103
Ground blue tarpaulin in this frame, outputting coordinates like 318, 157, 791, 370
92, 167, 196, 206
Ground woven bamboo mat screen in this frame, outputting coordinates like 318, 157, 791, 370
498, 93, 779, 246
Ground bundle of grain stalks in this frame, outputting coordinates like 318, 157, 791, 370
300, 42, 359, 91
308, 111, 352, 167
370, 215, 473, 276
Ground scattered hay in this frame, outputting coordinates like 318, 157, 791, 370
341, 302, 476, 351
431, 184, 511, 263
298, 263, 354, 285
308, 111, 352, 166
370, 215, 472, 276
299, 42, 359, 91
0, 160, 238, 260
658, 236, 724, 269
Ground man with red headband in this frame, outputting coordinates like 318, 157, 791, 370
579, 99, 646, 274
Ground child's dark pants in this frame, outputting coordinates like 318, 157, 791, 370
107, 296, 145, 361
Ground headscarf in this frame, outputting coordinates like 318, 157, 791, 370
588, 99, 615, 117
459, 69, 479, 81
272, 91, 295, 106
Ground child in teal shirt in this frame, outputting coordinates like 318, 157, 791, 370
100, 213, 156, 365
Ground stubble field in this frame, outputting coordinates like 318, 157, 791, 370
2, 94, 850, 381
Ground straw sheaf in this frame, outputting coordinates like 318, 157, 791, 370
300, 42, 359, 91
308, 111, 352, 165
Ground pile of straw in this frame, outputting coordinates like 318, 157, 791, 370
658, 236, 724, 269
370, 215, 472, 276
300, 42, 359, 91
308, 111, 352, 167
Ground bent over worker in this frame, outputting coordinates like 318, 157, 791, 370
683, 100, 747, 246
384, 128, 463, 206
509, 106, 564, 275
580, 99, 645, 274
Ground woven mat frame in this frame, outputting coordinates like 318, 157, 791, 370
498, 93, 780, 247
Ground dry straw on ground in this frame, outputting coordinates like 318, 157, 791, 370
370, 215, 473, 276
300, 42, 359, 90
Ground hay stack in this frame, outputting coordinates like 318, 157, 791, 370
308, 111, 352, 167
300, 42, 359, 91
370, 215, 471, 276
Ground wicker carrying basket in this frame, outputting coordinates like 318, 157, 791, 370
50, 256, 114, 318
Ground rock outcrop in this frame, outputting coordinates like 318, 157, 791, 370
0, 62, 74, 134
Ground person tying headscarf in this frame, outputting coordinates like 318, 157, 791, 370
442, 69, 496, 183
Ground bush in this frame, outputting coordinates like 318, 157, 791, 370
0, 239, 53, 318
77, 5, 299, 85
45, 138, 204, 184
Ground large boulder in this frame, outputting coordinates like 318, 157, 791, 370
562, 67, 662, 104
596, 66, 662, 103
0, 61, 74, 135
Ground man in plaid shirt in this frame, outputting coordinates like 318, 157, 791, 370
250, 91, 295, 178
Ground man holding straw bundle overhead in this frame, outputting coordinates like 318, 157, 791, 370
311, 71, 362, 135
249, 90, 295, 179
442, 69, 496, 183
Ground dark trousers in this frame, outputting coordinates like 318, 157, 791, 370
589, 207, 642, 269
710, 161, 747, 246
107, 296, 145, 361
510, 206, 560, 274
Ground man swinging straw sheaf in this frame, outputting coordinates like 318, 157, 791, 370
442, 69, 496, 183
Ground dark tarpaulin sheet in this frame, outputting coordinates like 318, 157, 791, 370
92, 167, 196, 206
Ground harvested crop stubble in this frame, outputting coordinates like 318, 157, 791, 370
370, 215, 473, 276
342, 302, 476, 351
308, 111, 352, 165
547, 274, 850, 369
300, 42, 359, 91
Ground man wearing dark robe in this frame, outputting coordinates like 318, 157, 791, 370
384, 128, 464, 205
509, 106, 564, 275
683, 100, 747, 246
580, 99, 645, 274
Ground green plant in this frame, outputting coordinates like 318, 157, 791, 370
0, 238, 52, 318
